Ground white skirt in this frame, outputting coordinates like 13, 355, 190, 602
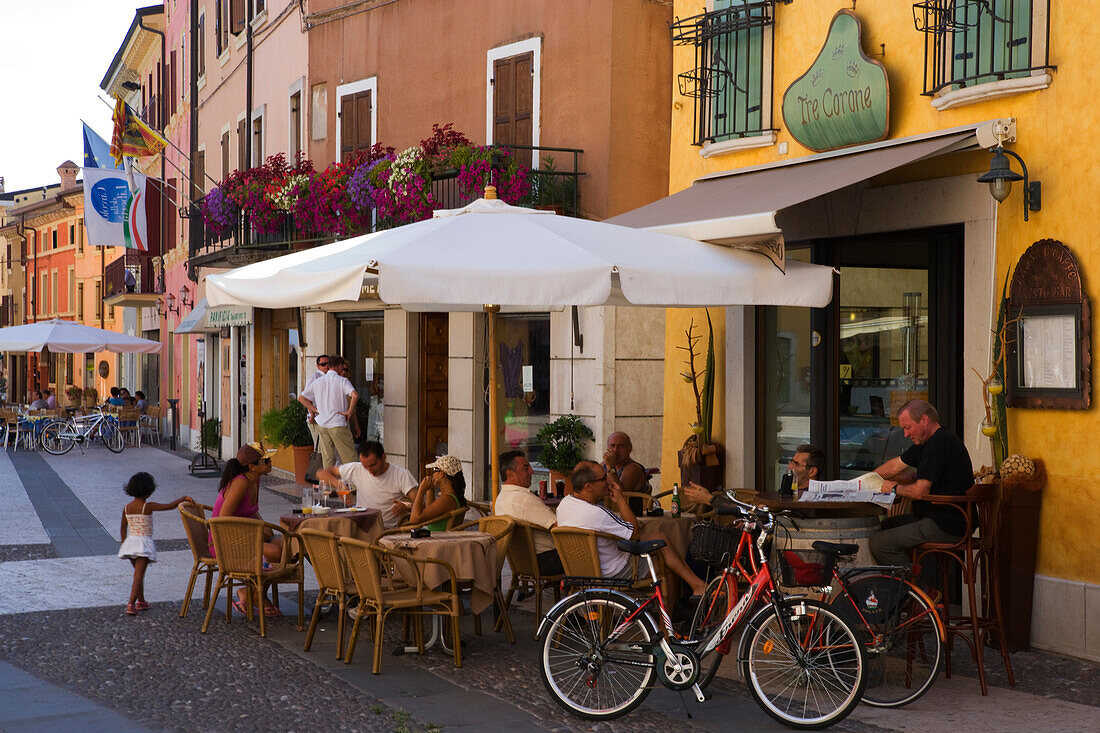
118, 535, 157, 562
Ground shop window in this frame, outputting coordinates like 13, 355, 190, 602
673, 0, 775, 146
339, 314, 385, 444
495, 313, 551, 467
916, 0, 1051, 97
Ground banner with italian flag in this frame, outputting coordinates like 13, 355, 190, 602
82, 166, 150, 251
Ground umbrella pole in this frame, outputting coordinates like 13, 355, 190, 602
487, 306, 500, 505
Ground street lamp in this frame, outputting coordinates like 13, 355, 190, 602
977, 145, 1041, 221
178, 284, 193, 310
158, 292, 178, 318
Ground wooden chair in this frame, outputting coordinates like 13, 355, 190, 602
551, 526, 659, 595
500, 518, 562, 628
912, 484, 1014, 696
453, 515, 516, 642
1, 411, 24, 450
338, 536, 462, 674
202, 517, 305, 638
299, 528, 354, 659
140, 405, 161, 446
178, 502, 218, 618
117, 408, 141, 446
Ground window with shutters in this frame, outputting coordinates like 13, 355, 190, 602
251, 112, 264, 164
915, 0, 1052, 104
78, 222, 84, 255
69, 224, 75, 244
289, 90, 302, 160
672, 1, 775, 148
336, 78, 377, 163
198, 13, 206, 76
77, 282, 84, 321
221, 130, 230, 180
231, 0, 246, 35
216, 0, 229, 56
95, 279, 103, 322
487, 39, 540, 167
237, 116, 247, 170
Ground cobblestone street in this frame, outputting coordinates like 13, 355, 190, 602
0, 446, 1097, 731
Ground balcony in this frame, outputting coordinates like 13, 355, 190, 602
103, 252, 162, 308
186, 143, 584, 275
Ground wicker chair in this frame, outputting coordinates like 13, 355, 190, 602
299, 528, 354, 659
338, 536, 462, 674
117, 408, 141, 446
202, 517, 305, 638
467, 500, 492, 518
499, 518, 562, 630
178, 503, 218, 618
379, 505, 469, 537
551, 526, 659, 595
140, 405, 161, 446
453, 515, 516, 642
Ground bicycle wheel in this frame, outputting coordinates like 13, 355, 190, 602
844, 576, 942, 708
688, 573, 736, 689
99, 420, 125, 453
40, 421, 75, 455
742, 598, 866, 730
538, 590, 655, 720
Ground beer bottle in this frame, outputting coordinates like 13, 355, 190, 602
670, 483, 681, 518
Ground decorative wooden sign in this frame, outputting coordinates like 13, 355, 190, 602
1007, 239, 1091, 409
781, 10, 889, 153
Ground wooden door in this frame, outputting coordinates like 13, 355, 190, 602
418, 313, 448, 473
340, 91, 372, 162
493, 52, 533, 147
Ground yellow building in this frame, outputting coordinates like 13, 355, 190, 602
629, 1, 1092, 661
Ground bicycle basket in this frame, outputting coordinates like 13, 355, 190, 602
778, 549, 836, 587
689, 521, 740, 566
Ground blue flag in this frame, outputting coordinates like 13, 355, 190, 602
82, 122, 122, 170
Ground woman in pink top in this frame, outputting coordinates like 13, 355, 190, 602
212, 442, 283, 616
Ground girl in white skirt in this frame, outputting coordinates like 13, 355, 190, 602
118, 472, 192, 615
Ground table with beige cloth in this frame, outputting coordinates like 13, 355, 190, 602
280, 508, 383, 543
378, 531, 497, 614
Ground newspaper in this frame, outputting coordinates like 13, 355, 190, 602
802, 472, 895, 507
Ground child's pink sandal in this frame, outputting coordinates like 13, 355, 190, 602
125, 603, 137, 616
134, 600, 151, 612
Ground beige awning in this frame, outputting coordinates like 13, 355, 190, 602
607, 125, 984, 270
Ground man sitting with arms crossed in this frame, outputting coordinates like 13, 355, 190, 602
870, 399, 974, 567
314, 440, 416, 529
493, 450, 563, 575
557, 460, 706, 599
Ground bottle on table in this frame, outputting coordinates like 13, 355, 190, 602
779, 468, 794, 499
670, 483, 681, 518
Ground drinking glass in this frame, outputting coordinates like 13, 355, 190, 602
301, 486, 313, 515
336, 480, 351, 507
319, 481, 332, 508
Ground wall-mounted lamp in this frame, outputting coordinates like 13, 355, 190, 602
178, 284, 193, 310
158, 292, 178, 318
977, 145, 1041, 221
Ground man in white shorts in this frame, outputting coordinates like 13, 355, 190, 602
556, 461, 706, 598
314, 440, 416, 528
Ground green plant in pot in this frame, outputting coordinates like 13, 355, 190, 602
535, 414, 594, 494
678, 310, 723, 489
200, 418, 221, 455
260, 400, 314, 484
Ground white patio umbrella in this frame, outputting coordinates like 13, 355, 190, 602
207, 195, 835, 495
0, 319, 162, 354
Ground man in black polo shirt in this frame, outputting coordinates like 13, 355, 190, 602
869, 399, 974, 567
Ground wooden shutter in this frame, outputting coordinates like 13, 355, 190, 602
231, 0, 246, 34
198, 14, 206, 74
237, 117, 247, 170
194, 150, 206, 199
492, 52, 533, 147
170, 50, 177, 117
166, 178, 177, 253
221, 131, 230, 180
339, 91, 372, 162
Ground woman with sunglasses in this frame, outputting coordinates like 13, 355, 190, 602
409, 455, 468, 531
211, 442, 284, 616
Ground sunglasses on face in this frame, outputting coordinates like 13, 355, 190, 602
262, 457, 272, 465
319, 362, 329, 367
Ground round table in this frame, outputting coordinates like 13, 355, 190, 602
744, 493, 886, 569
280, 508, 382, 544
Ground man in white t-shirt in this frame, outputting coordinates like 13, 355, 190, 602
315, 441, 416, 528
302, 355, 329, 443
494, 449, 563, 575
299, 355, 357, 467
556, 461, 706, 597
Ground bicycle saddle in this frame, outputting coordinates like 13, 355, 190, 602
812, 540, 858, 556
617, 539, 666, 555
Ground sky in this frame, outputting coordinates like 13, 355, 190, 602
0, 0, 155, 193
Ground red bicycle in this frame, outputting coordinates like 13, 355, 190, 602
537, 495, 867, 729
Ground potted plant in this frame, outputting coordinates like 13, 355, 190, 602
678, 311, 724, 490
535, 414, 595, 495
65, 386, 83, 410
83, 386, 99, 408
261, 400, 314, 484
200, 417, 221, 457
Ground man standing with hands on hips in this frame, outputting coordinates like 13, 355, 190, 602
870, 399, 974, 567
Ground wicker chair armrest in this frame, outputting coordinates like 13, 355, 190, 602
264, 522, 302, 568
371, 544, 459, 602
452, 519, 481, 532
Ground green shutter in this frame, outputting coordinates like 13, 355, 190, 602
952, 0, 1031, 89
708, 0, 766, 141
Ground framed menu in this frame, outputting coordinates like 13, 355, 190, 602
1007, 240, 1091, 409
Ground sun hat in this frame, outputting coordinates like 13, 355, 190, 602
425, 454, 462, 477
237, 442, 277, 465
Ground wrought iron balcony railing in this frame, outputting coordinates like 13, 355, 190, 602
914, 0, 1052, 96
103, 251, 160, 301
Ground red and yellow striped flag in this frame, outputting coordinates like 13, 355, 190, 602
110, 97, 167, 165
